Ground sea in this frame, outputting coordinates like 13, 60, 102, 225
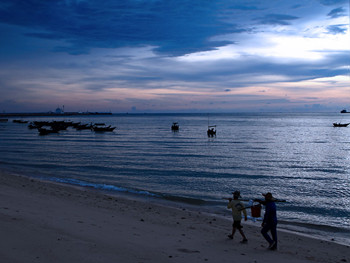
0, 112, 349, 245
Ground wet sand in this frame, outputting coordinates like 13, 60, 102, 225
0, 171, 349, 263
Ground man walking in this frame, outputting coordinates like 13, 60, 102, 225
227, 190, 248, 243
260, 192, 278, 250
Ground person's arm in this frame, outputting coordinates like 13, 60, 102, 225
241, 202, 248, 220
262, 202, 271, 226
227, 198, 232, 209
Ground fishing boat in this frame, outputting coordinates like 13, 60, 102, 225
171, 122, 179, 131
207, 114, 216, 137
33, 121, 50, 128
333, 122, 350, 127
13, 119, 28, 123
207, 125, 216, 137
28, 122, 39, 129
92, 125, 116, 132
70, 122, 82, 128
49, 121, 69, 131
37, 127, 59, 135
75, 123, 93, 130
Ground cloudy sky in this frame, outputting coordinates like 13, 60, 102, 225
0, 0, 349, 113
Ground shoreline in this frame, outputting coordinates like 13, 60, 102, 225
29, 172, 350, 247
1, 171, 349, 263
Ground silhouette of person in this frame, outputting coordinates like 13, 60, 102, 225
260, 192, 278, 250
227, 190, 248, 243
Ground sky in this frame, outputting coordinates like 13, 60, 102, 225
0, 0, 349, 113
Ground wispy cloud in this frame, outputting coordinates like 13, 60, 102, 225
327, 24, 348, 34
254, 14, 299, 25
319, 0, 348, 6
0, 0, 240, 56
327, 7, 347, 18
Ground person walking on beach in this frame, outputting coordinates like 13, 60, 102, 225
227, 190, 248, 243
259, 192, 278, 250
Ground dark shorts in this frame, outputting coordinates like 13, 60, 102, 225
232, 220, 243, 229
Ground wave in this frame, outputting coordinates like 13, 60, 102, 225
279, 220, 350, 233
277, 220, 350, 246
46, 177, 159, 197
43, 176, 210, 206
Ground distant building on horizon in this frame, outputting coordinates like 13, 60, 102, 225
55, 105, 65, 114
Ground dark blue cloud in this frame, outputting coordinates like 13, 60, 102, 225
327, 24, 347, 34
228, 5, 260, 11
327, 7, 347, 18
0, 0, 243, 56
319, 0, 348, 6
254, 14, 299, 25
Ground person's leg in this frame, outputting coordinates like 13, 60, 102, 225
228, 226, 236, 239
235, 220, 247, 242
238, 228, 248, 242
261, 224, 273, 244
270, 223, 278, 249
231, 226, 236, 236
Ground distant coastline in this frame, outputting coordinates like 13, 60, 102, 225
0, 112, 112, 117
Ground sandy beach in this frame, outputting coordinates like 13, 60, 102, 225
0, 171, 349, 263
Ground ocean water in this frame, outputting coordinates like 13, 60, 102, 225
0, 113, 349, 245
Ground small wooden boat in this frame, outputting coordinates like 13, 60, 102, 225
28, 122, 37, 129
33, 121, 50, 128
171, 122, 179, 131
71, 122, 82, 128
13, 119, 28, 123
75, 123, 93, 130
0, 118, 8, 122
207, 125, 216, 137
92, 125, 116, 132
333, 123, 350, 127
38, 127, 59, 135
